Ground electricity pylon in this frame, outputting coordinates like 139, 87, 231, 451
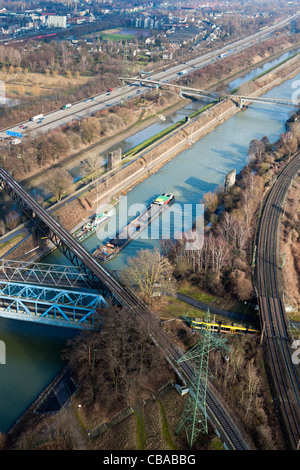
176, 309, 229, 447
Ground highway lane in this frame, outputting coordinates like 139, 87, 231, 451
2, 13, 299, 140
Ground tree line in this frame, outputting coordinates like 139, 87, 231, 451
62, 306, 172, 413
161, 123, 300, 303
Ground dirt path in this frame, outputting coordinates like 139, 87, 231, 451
65, 405, 88, 450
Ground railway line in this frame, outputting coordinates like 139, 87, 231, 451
0, 165, 250, 450
255, 152, 300, 449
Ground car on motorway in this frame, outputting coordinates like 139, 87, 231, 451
23, 126, 28, 130
37, 120, 43, 124
19, 124, 24, 128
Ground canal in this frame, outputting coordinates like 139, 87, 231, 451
0, 48, 299, 433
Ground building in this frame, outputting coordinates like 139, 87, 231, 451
47, 15, 67, 29
162, 50, 173, 60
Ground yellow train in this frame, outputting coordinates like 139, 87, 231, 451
189, 318, 260, 335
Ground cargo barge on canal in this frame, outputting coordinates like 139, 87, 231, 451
75, 212, 110, 242
93, 193, 175, 261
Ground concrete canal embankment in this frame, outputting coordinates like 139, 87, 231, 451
6, 366, 77, 442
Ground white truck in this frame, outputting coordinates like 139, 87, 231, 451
178, 69, 187, 75
30, 114, 43, 121
62, 103, 72, 109
11, 138, 21, 145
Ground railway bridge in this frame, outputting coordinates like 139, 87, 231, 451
0, 280, 104, 330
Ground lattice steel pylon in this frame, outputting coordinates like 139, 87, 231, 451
176, 309, 229, 447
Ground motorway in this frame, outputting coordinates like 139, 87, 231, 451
2, 12, 299, 140
255, 153, 300, 449
0, 164, 251, 450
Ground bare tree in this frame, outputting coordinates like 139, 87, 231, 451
0, 220, 5, 236
5, 211, 20, 231
248, 138, 265, 162
83, 154, 103, 181
276, 131, 298, 158
46, 168, 73, 202
63, 306, 168, 409
80, 117, 101, 145
122, 248, 176, 304
202, 191, 219, 215
216, 212, 235, 244
240, 189, 256, 227
229, 269, 253, 300
290, 121, 300, 145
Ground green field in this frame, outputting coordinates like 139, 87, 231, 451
82, 27, 135, 41
100, 32, 135, 41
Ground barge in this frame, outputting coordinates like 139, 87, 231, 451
93, 193, 175, 261
75, 212, 110, 242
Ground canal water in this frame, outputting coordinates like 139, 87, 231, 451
0, 49, 299, 433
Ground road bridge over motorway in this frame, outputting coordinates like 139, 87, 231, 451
124, 77, 299, 109
0, 165, 251, 450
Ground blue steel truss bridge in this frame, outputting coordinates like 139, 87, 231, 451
0, 259, 107, 329
0, 280, 106, 330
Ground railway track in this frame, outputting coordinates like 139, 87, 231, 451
255, 152, 300, 449
0, 165, 250, 450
